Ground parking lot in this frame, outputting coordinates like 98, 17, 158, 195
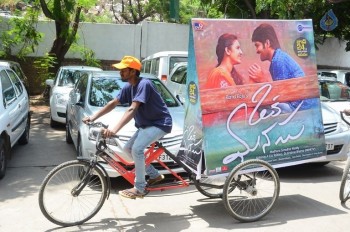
1, 105, 350, 231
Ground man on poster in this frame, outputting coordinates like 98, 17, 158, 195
248, 23, 316, 112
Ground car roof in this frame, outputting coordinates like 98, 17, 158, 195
142, 51, 188, 60
89, 70, 158, 80
59, 65, 102, 71
0, 60, 20, 67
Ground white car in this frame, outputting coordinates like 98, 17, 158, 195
45, 66, 102, 127
167, 62, 187, 103
141, 51, 188, 82
66, 71, 184, 177
319, 102, 350, 164
0, 65, 31, 179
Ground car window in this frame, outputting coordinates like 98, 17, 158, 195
7, 69, 23, 96
75, 74, 89, 104
319, 80, 350, 101
142, 60, 151, 73
150, 79, 178, 107
10, 64, 25, 80
58, 70, 76, 87
169, 56, 187, 74
88, 76, 178, 107
89, 77, 123, 107
171, 65, 187, 84
150, 58, 159, 76
0, 69, 16, 106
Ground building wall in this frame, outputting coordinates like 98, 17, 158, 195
316, 37, 350, 70
1, 18, 350, 94
6, 20, 189, 61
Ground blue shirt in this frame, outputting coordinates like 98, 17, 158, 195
270, 49, 305, 81
117, 78, 172, 133
270, 49, 317, 110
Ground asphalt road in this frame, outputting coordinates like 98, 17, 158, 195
1, 107, 350, 232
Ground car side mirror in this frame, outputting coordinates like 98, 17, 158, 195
45, 79, 54, 87
71, 92, 81, 105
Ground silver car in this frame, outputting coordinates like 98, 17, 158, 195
66, 71, 184, 177
45, 66, 102, 127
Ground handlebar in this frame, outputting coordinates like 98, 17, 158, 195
87, 122, 119, 139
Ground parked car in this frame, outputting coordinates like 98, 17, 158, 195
318, 69, 350, 87
167, 62, 187, 103
0, 60, 28, 90
318, 75, 350, 120
318, 101, 350, 165
0, 65, 31, 179
66, 71, 184, 177
141, 51, 188, 82
45, 66, 102, 127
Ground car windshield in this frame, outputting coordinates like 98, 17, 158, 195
319, 79, 350, 101
89, 76, 179, 107
58, 70, 80, 87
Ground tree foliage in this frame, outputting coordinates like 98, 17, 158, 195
0, 6, 42, 59
38, 0, 97, 72
255, 0, 350, 50
204, 0, 350, 51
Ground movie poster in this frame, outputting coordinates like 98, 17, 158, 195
178, 19, 326, 176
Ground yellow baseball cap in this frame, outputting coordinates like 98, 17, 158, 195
112, 56, 142, 71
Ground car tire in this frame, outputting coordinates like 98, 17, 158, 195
18, 115, 30, 145
0, 139, 7, 179
66, 121, 73, 144
50, 116, 60, 128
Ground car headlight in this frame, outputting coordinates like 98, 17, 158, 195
88, 127, 100, 141
54, 93, 68, 106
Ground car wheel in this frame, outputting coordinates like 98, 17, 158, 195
66, 121, 73, 144
18, 115, 30, 145
0, 139, 7, 179
50, 116, 60, 128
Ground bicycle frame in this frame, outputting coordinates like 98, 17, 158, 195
94, 130, 193, 192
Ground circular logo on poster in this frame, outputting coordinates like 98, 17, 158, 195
187, 81, 198, 105
293, 37, 311, 59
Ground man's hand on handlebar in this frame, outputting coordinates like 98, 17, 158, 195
82, 116, 93, 124
102, 128, 116, 138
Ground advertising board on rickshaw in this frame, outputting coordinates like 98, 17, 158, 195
178, 18, 326, 177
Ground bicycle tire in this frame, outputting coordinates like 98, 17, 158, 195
339, 159, 350, 203
222, 159, 280, 222
38, 160, 108, 227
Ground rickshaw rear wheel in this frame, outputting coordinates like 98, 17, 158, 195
222, 159, 280, 222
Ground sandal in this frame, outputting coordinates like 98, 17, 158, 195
119, 188, 146, 199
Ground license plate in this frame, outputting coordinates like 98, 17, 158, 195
326, 143, 334, 150
159, 154, 172, 162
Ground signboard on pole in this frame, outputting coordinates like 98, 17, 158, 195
178, 19, 326, 177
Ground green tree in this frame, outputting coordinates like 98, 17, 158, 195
255, 0, 350, 51
204, 0, 350, 51
0, 6, 42, 59
38, 0, 97, 72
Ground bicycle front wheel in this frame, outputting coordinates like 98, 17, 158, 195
222, 159, 280, 222
339, 159, 350, 203
38, 160, 108, 227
